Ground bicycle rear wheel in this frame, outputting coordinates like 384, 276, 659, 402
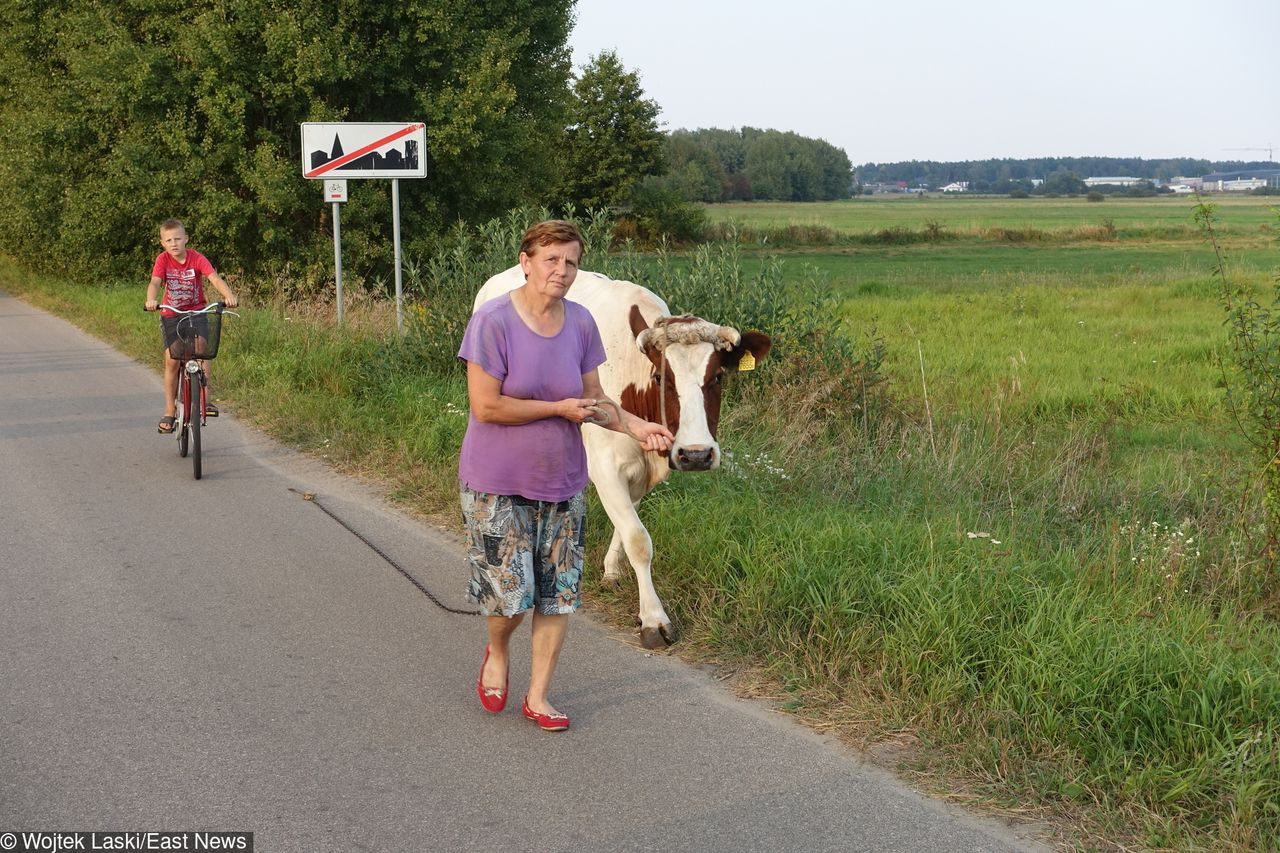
191, 376, 203, 480
177, 372, 190, 458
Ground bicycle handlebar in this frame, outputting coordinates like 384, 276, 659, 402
145, 302, 240, 317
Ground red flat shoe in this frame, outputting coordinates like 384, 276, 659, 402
521, 697, 569, 731
476, 645, 507, 713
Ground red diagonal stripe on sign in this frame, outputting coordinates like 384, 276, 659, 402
305, 123, 424, 178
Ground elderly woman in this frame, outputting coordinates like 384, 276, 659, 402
458, 220, 673, 731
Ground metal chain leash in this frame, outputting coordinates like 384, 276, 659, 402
289, 487, 479, 616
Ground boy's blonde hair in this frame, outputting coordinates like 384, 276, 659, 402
159, 218, 185, 235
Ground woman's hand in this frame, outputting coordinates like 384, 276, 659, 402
626, 418, 674, 453
558, 397, 606, 424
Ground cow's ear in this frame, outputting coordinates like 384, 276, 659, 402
630, 305, 663, 365
629, 304, 651, 339
725, 332, 773, 372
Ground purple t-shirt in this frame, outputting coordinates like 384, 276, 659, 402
458, 294, 607, 502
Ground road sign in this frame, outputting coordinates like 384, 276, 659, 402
325, 180, 348, 202
301, 122, 427, 180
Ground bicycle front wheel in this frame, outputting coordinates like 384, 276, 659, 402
191, 377, 202, 480
177, 373, 190, 458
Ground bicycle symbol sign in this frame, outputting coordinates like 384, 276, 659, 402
325, 180, 348, 203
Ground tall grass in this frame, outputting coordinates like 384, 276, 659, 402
651, 369, 1279, 848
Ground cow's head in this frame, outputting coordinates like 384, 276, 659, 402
623, 307, 772, 472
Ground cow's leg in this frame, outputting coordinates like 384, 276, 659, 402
591, 475, 676, 649
601, 527, 627, 586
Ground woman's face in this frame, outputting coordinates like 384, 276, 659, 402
519, 240, 582, 300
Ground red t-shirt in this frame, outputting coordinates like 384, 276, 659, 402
152, 249, 215, 316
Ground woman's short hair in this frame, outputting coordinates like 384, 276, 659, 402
519, 220, 585, 260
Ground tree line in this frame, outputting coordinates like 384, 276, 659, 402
857, 156, 1275, 193
647, 128, 853, 203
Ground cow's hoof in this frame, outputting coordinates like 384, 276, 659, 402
639, 623, 677, 649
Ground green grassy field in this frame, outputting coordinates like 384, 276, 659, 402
5, 195, 1280, 850
704, 194, 1279, 238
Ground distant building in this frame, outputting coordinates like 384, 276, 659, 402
940, 181, 969, 193
1200, 169, 1280, 192
863, 181, 911, 194
1083, 176, 1145, 187
1215, 178, 1268, 192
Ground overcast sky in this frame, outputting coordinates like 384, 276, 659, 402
568, 0, 1278, 166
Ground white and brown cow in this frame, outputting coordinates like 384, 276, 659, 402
473, 266, 772, 648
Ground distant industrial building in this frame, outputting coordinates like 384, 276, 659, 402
1083, 176, 1145, 187
864, 181, 909, 194
1199, 169, 1280, 192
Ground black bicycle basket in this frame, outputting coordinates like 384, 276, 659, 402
169, 308, 224, 360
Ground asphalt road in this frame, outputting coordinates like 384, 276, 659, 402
0, 289, 1054, 852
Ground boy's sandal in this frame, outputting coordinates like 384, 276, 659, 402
157, 416, 177, 434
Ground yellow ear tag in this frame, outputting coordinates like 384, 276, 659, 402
738, 351, 756, 372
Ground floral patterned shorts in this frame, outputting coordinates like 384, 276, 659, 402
460, 486, 587, 617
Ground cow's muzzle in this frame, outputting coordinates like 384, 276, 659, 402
672, 445, 716, 471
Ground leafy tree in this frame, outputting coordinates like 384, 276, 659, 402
812, 137, 855, 199
693, 127, 750, 199
649, 131, 726, 202
660, 127, 852, 203
627, 178, 707, 243
744, 130, 851, 201
558, 50, 664, 211
744, 132, 797, 200
0, 0, 575, 280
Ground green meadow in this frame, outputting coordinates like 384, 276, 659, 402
5, 194, 1280, 850
704, 194, 1279, 238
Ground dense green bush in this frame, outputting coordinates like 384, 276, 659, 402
625, 180, 708, 243
0, 1, 575, 280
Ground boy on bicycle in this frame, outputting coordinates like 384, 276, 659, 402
144, 218, 239, 434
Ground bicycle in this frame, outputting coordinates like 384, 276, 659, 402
149, 302, 237, 480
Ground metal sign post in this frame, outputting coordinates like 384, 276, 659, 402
300, 122, 427, 333
325, 180, 348, 325
391, 178, 403, 333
